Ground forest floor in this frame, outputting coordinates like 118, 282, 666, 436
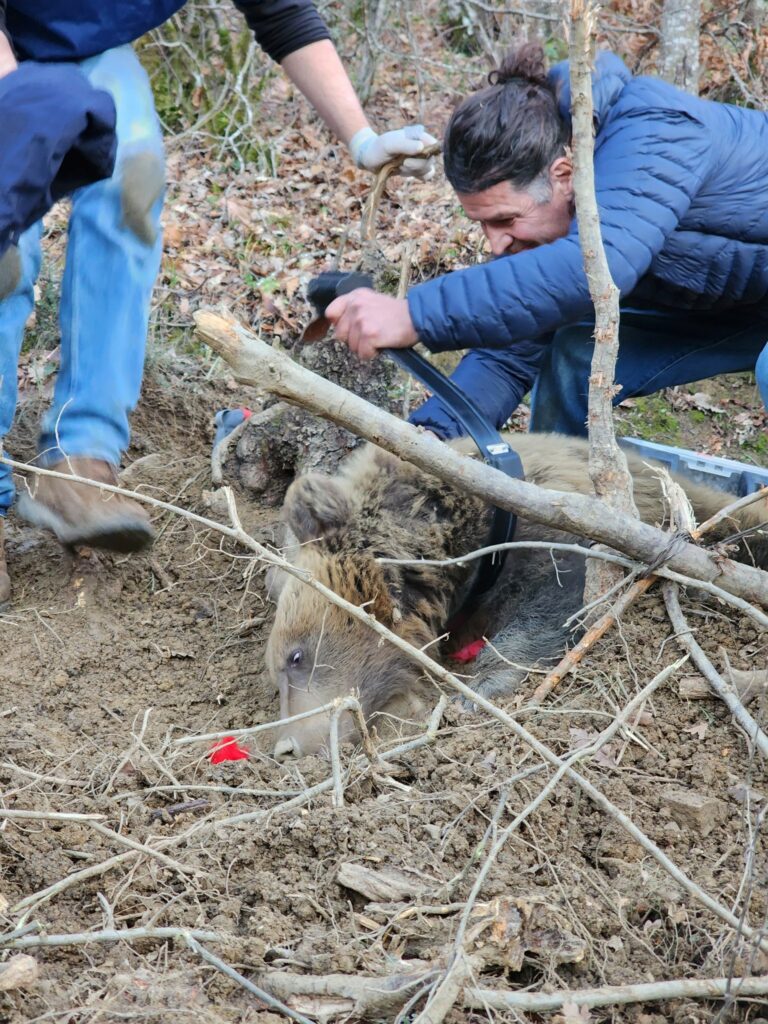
1, 2, 767, 1022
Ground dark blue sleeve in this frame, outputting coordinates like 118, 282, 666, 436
233, 0, 331, 63
408, 337, 549, 439
407, 107, 712, 352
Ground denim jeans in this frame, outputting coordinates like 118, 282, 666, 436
530, 308, 768, 435
0, 45, 164, 514
757, 342, 768, 410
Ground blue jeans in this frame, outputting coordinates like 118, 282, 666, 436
530, 308, 768, 435
0, 45, 164, 514
757, 343, 768, 410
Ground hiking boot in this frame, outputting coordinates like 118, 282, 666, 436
16, 458, 154, 553
0, 519, 10, 606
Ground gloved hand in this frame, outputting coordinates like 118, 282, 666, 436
348, 124, 437, 179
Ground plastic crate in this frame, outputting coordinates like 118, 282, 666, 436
618, 437, 768, 497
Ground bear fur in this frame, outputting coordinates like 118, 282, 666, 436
265, 432, 767, 757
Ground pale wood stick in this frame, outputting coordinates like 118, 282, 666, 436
531, 576, 657, 702
258, 968, 768, 1016
173, 701, 338, 746
0, 809, 104, 823
466, 974, 768, 1012
361, 144, 441, 241
6, 927, 226, 950
191, 309, 768, 609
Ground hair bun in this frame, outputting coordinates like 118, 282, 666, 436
489, 42, 548, 87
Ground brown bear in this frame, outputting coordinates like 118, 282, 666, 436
265, 433, 766, 759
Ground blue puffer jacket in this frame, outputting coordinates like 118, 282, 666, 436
408, 52, 768, 354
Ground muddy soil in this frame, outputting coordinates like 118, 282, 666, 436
0, 368, 766, 1024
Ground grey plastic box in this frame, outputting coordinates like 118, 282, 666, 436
619, 437, 768, 497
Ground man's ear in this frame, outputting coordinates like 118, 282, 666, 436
283, 473, 353, 544
550, 155, 574, 200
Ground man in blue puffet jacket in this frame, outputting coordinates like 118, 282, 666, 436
0, 0, 436, 604
326, 43, 768, 442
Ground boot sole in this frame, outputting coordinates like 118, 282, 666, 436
16, 493, 155, 554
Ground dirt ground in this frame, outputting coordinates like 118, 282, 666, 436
2, 2, 767, 1017
0, 363, 766, 1024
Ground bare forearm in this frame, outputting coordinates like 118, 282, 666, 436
281, 39, 369, 147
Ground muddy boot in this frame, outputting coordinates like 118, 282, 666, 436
16, 458, 154, 553
0, 519, 10, 606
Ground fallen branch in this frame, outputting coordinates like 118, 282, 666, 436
257, 968, 768, 1017
532, 576, 656, 701
5, 926, 227, 950
662, 582, 768, 758
466, 973, 768, 1013
174, 701, 339, 746
192, 309, 768, 609
0, 809, 105, 823
186, 933, 315, 1024
680, 658, 767, 705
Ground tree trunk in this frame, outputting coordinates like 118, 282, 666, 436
569, 0, 638, 603
660, 0, 701, 93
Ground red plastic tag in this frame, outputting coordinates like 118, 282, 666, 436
209, 736, 250, 763
450, 638, 486, 663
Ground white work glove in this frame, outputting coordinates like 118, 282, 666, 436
348, 124, 437, 179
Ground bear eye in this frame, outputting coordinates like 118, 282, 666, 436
287, 648, 304, 668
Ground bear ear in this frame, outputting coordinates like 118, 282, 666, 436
283, 473, 353, 543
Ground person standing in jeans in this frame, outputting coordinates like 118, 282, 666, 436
0, 0, 436, 605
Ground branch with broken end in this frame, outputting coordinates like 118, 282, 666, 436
192, 308, 768, 610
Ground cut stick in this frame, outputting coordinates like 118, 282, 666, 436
192, 308, 768, 610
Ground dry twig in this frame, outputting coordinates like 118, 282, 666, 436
190, 311, 768, 609
663, 582, 768, 758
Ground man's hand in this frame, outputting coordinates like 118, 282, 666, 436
325, 290, 418, 360
349, 125, 437, 180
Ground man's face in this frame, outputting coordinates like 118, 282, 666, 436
456, 160, 574, 257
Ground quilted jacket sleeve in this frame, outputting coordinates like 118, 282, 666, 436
408, 338, 548, 439
408, 105, 714, 352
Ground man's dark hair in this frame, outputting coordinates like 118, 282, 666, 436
444, 42, 569, 196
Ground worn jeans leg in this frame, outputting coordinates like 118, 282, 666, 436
37, 45, 164, 467
530, 309, 768, 436
0, 224, 43, 514
756, 342, 768, 412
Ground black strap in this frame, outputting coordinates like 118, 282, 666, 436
386, 348, 521, 599
306, 270, 524, 605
